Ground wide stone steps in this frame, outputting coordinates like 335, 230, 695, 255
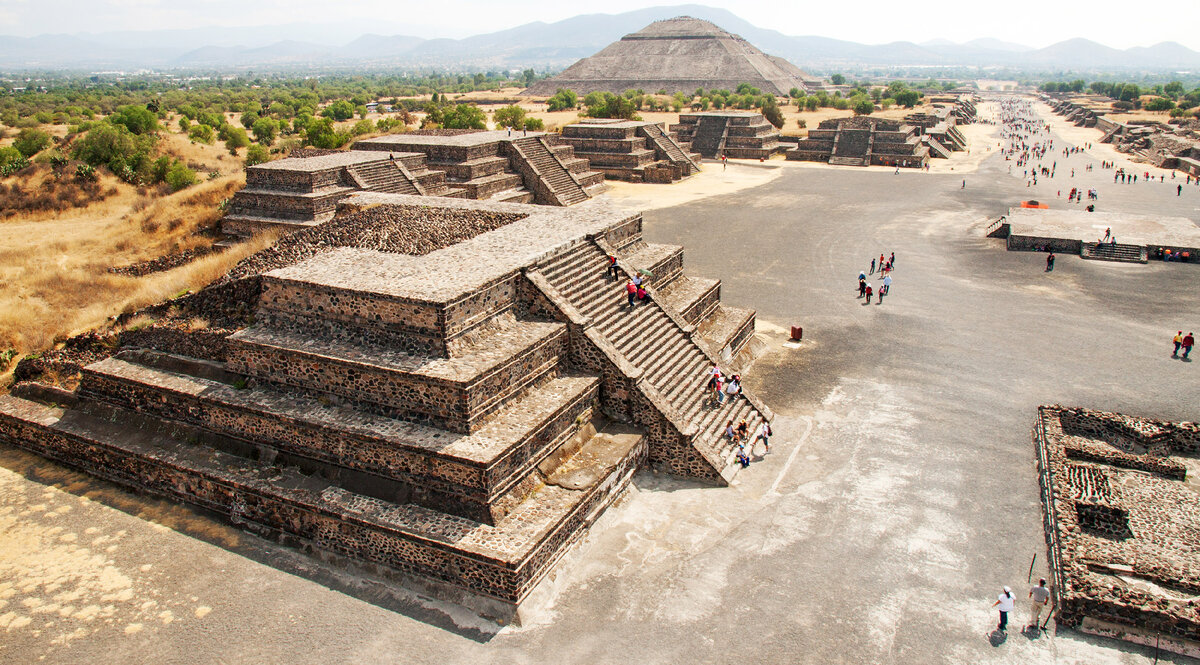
539, 241, 767, 477
226, 319, 568, 434
349, 162, 420, 195
0, 392, 646, 605
76, 353, 602, 524
1081, 242, 1147, 263
641, 124, 700, 174
512, 137, 589, 206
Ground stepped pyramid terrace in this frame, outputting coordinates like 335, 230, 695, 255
522, 16, 821, 97
787, 117, 930, 167
671, 111, 786, 160
223, 131, 605, 237
559, 119, 702, 182
0, 195, 771, 619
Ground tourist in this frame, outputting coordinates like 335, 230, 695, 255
992, 586, 1015, 632
736, 419, 749, 441
725, 420, 737, 442
962, 179, 966, 189
882, 274, 892, 295
1028, 579, 1050, 630
889, 252, 894, 268
1179, 184, 1184, 196
877, 285, 884, 304
1046, 253, 1055, 272
858, 277, 866, 299
1183, 332, 1195, 360
879, 254, 885, 271
1173, 331, 1184, 357
736, 448, 751, 468
865, 283, 873, 304
636, 282, 648, 302
1103, 227, 1110, 241
606, 254, 619, 281
755, 421, 772, 454
625, 279, 637, 308
870, 258, 876, 274
707, 372, 722, 406
725, 375, 740, 401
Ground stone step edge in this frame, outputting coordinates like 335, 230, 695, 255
77, 357, 603, 498
0, 394, 646, 604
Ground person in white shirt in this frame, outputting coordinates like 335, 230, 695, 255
1028, 579, 1050, 630
991, 586, 1015, 632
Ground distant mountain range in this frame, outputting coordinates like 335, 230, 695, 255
2, 4, 1199, 73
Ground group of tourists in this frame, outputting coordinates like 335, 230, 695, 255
991, 580, 1051, 633
706, 366, 743, 405
704, 365, 771, 466
857, 252, 895, 304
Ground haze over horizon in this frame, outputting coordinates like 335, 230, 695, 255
3, 0, 1199, 52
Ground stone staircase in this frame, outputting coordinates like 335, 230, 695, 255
691, 116, 729, 158
641, 123, 700, 175
510, 137, 590, 206
924, 135, 953, 160
349, 161, 420, 195
531, 240, 769, 481
1081, 242, 1148, 263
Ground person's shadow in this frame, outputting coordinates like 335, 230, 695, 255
1022, 625, 1044, 641
988, 629, 1009, 647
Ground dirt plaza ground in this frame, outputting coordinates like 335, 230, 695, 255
2, 103, 1199, 664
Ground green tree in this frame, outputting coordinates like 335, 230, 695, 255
761, 96, 785, 128
72, 122, 156, 177
522, 69, 536, 87
1164, 81, 1185, 97
441, 104, 487, 130
188, 124, 215, 144
108, 105, 160, 135
524, 117, 544, 131
830, 74, 846, 86
251, 117, 278, 144
13, 128, 52, 157
583, 92, 640, 120
1118, 83, 1141, 102
546, 89, 578, 112
493, 104, 528, 130
304, 117, 349, 149
245, 143, 270, 166
894, 89, 921, 108
351, 118, 374, 135
1144, 97, 1175, 112
165, 160, 197, 191
321, 100, 355, 121
221, 125, 250, 155
851, 95, 874, 116
0, 146, 23, 168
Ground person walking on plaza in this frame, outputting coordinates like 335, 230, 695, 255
1046, 252, 1055, 272
1183, 332, 1195, 360
870, 257, 876, 274
1175, 331, 1185, 357
755, 421, 772, 454
858, 277, 867, 299
1028, 579, 1051, 630
865, 283, 873, 304
882, 274, 892, 295
889, 252, 895, 268
992, 586, 1015, 632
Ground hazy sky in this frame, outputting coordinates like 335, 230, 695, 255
3, 0, 1199, 50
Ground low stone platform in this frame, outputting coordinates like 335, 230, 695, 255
560, 119, 700, 183
1034, 406, 1200, 657
671, 112, 785, 160
992, 208, 1200, 263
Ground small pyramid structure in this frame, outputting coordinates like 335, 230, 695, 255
523, 16, 820, 97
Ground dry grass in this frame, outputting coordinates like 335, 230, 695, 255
0, 169, 252, 356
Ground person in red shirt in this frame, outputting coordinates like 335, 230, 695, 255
625, 279, 637, 309
1183, 332, 1195, 360
865, 284, 873, 304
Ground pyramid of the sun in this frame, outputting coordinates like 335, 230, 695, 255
523, 16, 821, 97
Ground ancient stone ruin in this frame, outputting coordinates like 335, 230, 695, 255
787, 117, 930, 167
522, 16, 821, 97
1035, 406, 1200, 657
559, 119, 701, 182
0, 195, 771, 619
1044, 94, 1200, 177
671, 111, 785, 160
223, 130, 605, 237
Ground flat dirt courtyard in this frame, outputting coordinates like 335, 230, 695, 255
2, 101, 1199, 664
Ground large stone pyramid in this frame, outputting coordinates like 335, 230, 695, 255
523, 16, 820, 97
